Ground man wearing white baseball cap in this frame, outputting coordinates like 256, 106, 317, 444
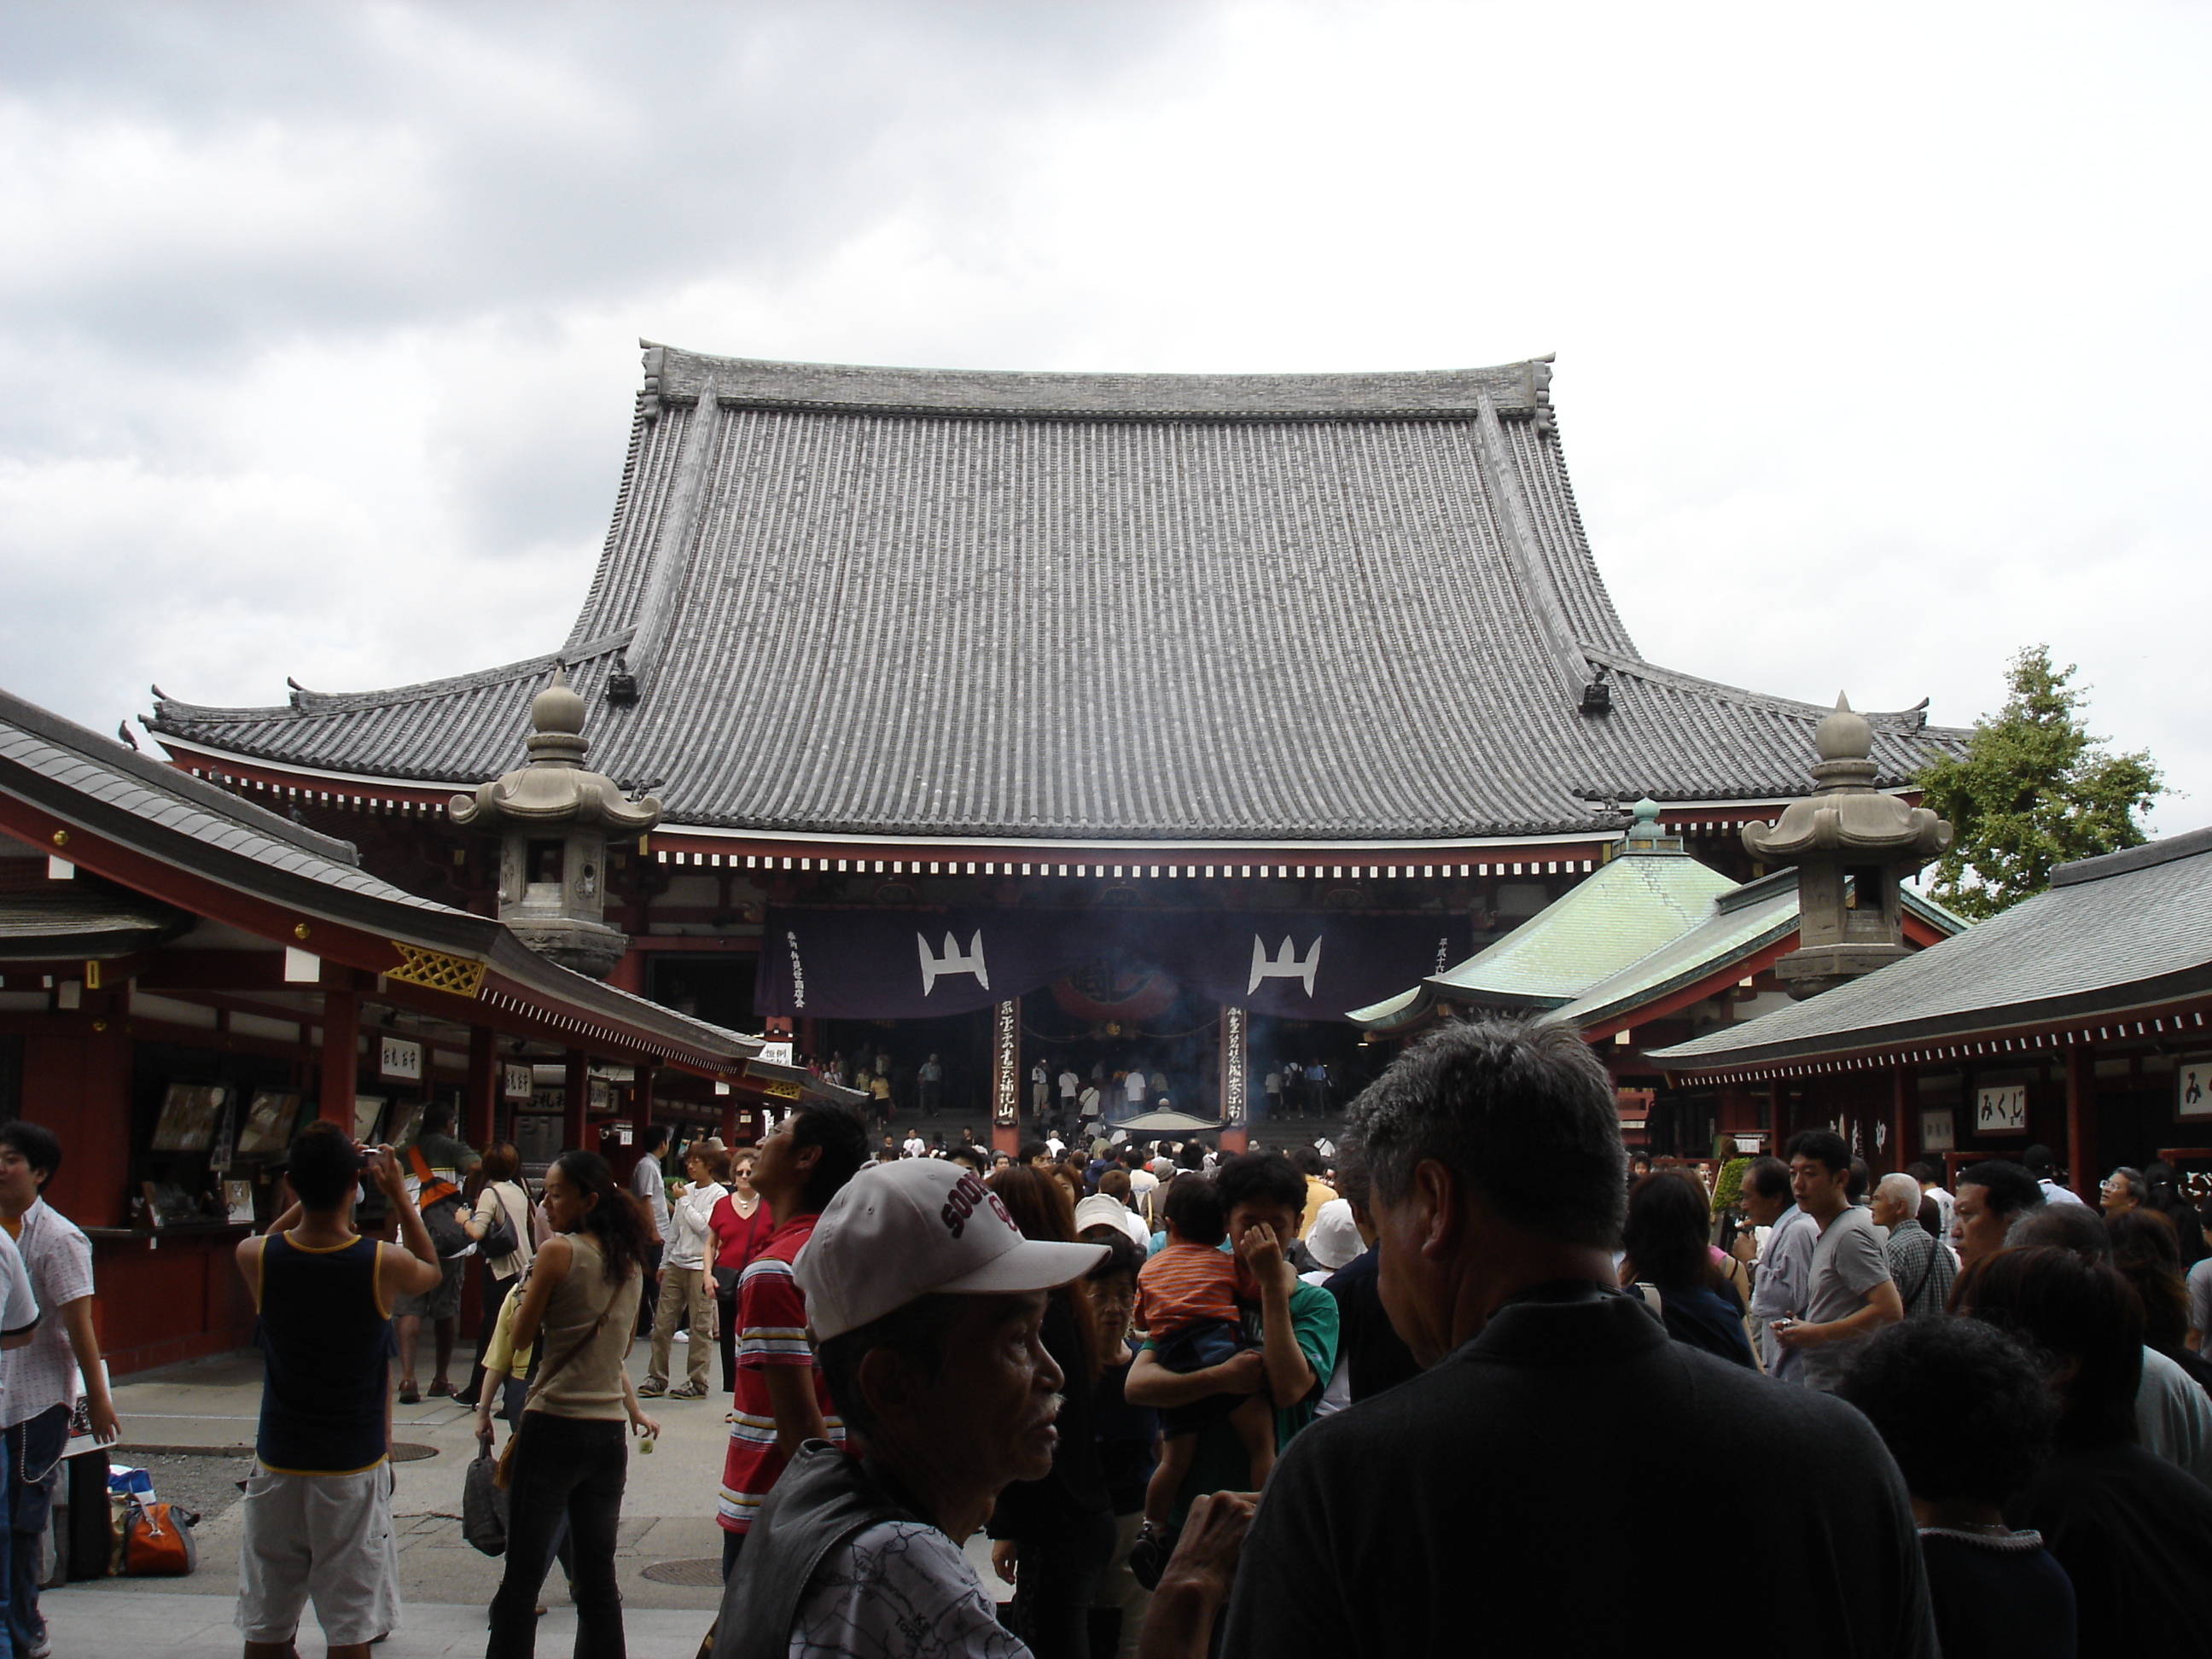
709, 1158, 1255, 1659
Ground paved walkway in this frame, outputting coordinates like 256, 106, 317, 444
45, 1339, 742, 1657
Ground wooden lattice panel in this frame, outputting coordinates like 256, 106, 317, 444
386, 941, 486, 998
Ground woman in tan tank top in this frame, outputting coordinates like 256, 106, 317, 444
483, 1149, 660, 1658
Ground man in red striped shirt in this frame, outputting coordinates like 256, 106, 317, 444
715, 1103, 868, 1580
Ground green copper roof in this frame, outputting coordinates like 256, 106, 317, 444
1424, 847, 1738, 1010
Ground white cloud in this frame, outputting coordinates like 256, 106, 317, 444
1, 0, 2204, 831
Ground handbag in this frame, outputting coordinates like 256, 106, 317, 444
408, 1145, 474, 1259
463, 1445, 509, 1556
118, 1497, 200, 1575
492, 1290, 619, 1492
476, 1183, 523, 1262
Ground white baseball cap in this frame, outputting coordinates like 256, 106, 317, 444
795, 1159, 1107, 1341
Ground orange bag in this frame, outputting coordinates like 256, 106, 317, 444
119, 1498, 200, 1575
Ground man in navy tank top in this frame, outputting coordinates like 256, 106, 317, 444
233, 1120, 443, 1659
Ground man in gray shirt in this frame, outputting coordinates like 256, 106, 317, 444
1740, 1156, 1814, 1381
632, 1124, 672, 1337
1774, 1131, 1902, 1390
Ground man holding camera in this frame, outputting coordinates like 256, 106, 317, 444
233, 1124, 444, 1659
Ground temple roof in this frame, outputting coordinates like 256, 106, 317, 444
150, 345, 1965, 844
1647, 827, 2212, 1074
0, 686, 762, 1073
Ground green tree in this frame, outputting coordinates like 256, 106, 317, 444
1913, 645, 2163, 920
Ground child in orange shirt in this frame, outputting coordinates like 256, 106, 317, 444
1134, 1173, 1276, 1539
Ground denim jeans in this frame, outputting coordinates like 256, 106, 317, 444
3, 1406, 61, 1659
486, 1413, 627, 1659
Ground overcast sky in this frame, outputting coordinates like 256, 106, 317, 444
3, 1, 2205, 833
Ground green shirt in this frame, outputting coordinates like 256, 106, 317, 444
405, 1131, 480, 1188
1153, 1278, 1340, 1525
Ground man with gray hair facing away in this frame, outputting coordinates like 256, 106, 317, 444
1870, 1172, 1956, 1319
1220, 1018, 1936, 1658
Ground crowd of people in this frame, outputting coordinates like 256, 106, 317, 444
215, 1018, 2212, 1659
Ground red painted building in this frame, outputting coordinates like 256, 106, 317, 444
0, 689, 783, 1374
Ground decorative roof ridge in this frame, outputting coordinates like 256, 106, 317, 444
1582, 649, 1965, 734
1714, 867, 1801, 913
0, 685, 364, 868
638, 341, 1557, 422
2049, 823, 2212, 888
152, 654, 563, 725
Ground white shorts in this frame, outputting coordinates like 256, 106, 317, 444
234, 1462, 401, 1647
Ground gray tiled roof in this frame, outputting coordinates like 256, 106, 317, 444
151, 347, 1965, 842
0, 686, 760, 1064
1648, 826, 2212, 1071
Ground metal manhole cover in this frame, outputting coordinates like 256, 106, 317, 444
389, 1442, 440, 1463
641, 1558, 723, 1586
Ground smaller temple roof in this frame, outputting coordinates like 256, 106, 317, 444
0, 686, 760, 1075
1647, 827, 2212, 1074
1419, 811, 1738, 1011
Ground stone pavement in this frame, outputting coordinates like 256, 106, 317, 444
43, 1337, 745, 1658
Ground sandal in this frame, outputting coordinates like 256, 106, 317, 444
667, 1382, 709, 1400
637, 1381, 667, 1398
426, 1378, 457, 1399
398, 1381, 421, 1405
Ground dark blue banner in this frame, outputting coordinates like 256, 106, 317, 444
756, 906, 1469, 1022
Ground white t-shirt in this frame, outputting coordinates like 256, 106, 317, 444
1045, 1135, 1064, 1158
0, 1227, 42, 1425
1079, 1087, 1101, 1120
789, 1518, 1031, 1658
631, 1151, 671, 1236
902, 1135, 925, 1159
1057, 1071, 1078, 1099
2186, 1256, 2212, 1345
1123, 1072, 1146, 1103
2137, 1346, 2212, 1484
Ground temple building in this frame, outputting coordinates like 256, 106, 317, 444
144, 344, 1968, 1148
1648, 824, 2212, 1192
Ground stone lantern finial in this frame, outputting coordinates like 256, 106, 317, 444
1743, 691, 1952, 998
447, 667, 663, 978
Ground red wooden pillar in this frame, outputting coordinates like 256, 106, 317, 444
606, 947, 645, 995
562, 1049, 590, 1152
2064, 1048, 2096, 1197
319, 979, 361, 1126
719, 1097, 738, 1144
465, 1025, 498, 1151
1889, 1063, 1916, 1174
631, 1057, 655, 1145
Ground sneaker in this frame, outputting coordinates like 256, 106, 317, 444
1126, 1522, 1175, 1592
666, 1382, 709, 1400
637, 1381, 667, 1398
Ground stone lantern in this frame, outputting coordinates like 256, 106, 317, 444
448, 672, 662, 978
1743, 694, 1953, 999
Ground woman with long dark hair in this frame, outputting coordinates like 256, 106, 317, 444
985, 1166, 1115, 1659
481, 1149, 660, 1658
1620, 1171, 1756, 1369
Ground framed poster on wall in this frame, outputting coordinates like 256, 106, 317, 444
1920, 1109, 1955, 1152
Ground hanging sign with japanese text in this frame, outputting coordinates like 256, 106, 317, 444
379, 1037, 423, 1083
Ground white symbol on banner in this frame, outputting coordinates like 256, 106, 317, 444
1249, 935, 1322, 997
918, 931, 991, 995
